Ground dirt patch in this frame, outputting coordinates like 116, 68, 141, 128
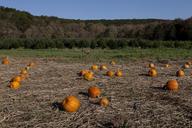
0, 58, 192, 128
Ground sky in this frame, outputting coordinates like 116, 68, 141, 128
0, 0, 191, 20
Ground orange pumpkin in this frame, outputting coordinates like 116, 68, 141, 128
186, 61, 191, 65
100, 65, 107, 70
115, 70, 123, 77
62, 96, 80, 112
149, 63, 155, 68
88, 86, 101, 98
28, 62, 35, 67
20, 69, 28, 74
110, 60, 116, 65
99, 97, 109, 107
106, 71, 114, 77
9, 81, 20, 89
148, 68, 157, 77
165, 80, 179, 91
79, 70, 89, 76
84, 71, 94, 81
165, 64, 170, 68
11, 76, 22, 82
2, 57, 10, 65
91, 64, 98, 71
183, 63, 190, 69
176, 69, 185, 77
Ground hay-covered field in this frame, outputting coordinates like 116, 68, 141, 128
0, 56, 192, 128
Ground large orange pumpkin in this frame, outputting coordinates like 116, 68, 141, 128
148, 68, 157, 77
100, 65, 107, 70
176, 69, 185, 77
62, 96, 80, 112
115, 70, 123, 77
91, 64, 98, 71
106, 71, 114, 77
165, 80, 179, 91
9, 81, 20, 89
88, 86, 101, 98
84, 71, 94, 81
99, 97, 109, 107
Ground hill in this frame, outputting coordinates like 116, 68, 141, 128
0, 6, 192, 40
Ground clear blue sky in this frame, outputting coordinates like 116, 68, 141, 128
0, 0, 191, 20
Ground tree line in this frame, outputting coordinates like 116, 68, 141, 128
0, 38, 192, 49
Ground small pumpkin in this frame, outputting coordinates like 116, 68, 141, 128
106, 70, 114, 77
110, 60, 116, 65
25, 66, 30, 71
99, 97, 109, 107
149, 63, 155, 68
62, 96, 80, 112
88, 86, 101, 98
100, 65, 107, 70
164, 80, 179, 91
176, 69, 185, 77
28, 62, 35, 67
79, 69, 89, 76
186, 61, 191, 65
2, 57, 10, 65
183, 63, 190, 69
84, 71, 94, 81
9, 81, 20, 89
148, 68, 157, 77
20, 69, 28, 74
115, 70, 123, 77
91, 64, 98, 71
165, 64, 170, 68
11, 76, 22, 82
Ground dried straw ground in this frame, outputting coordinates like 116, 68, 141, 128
0, 58, 192, 128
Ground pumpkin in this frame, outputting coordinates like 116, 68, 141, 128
20, 69, 28, 74
148, 68, 157, 77
19, 74, 27, 81
88, 86, 101, 98
25, 66, 30, 71
176, 69, 185, 77
186, 61, 191, 65
62, 96, 80, 112
11, 76, 22, 82
165, 80, 179, 91
106, 71, 114, 77
28, 62, 35, 67
2, 57, 10, 65
115, 70, 123, 77
91, 64, 98, 71
183, 63, 190, 69
99, 97, 109, 107
100, 65, 107, 70
165, 64, 170, 68
149, 63, 155, 68
79, 69, 89, 76
110, 60, 116, 65
84, 71, 94, 81
9, 81, 20, 89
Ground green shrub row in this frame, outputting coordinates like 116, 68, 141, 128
0, 38, 192, 49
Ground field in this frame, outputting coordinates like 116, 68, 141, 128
0, 48, 192, 127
